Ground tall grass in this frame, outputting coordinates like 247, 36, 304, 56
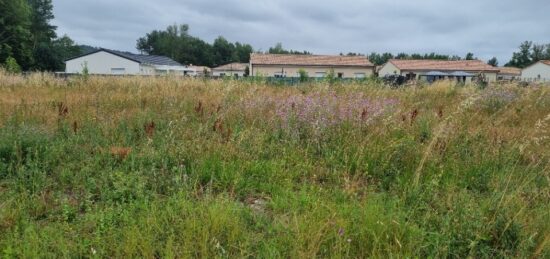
0, 72, 549, 258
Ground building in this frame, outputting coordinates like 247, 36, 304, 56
250, 53, 374, 79
65, 48, 192, 76
521, 60, 550, 82
378, 59, 500, 83
188, 66, 211, 77
497, 67, 522, 81
211, 63, 248, 77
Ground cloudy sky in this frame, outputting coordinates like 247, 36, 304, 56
53, 0, 550, 64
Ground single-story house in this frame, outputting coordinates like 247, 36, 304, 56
378, 59, 500, 83
188, 65, 211, 77
65, 48, 192, 76
250, 53, 374, 79
498, 67, 522, 81
211, 63, 248, 77
521, 60, 550, 82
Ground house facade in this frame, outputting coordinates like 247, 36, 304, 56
498, 67, 521, 81
378, 59, 500, 83
250, 53, 374, 79
521, 60, 550, 82
211, 63, 248, 77
65, 49, 192, 76
188, 66, 211, 77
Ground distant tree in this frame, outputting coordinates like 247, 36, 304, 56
506, 41, 533, 68
244, 65, 249, 77
137, 25, 254, 67
395, 53, 409, 59
212, 36, 235, 66
268, 43, 286, 54
0, 0, 33, 69
234, 42, 253, 63
268, 43, 310, 55
27, 0, 57, 46
544, 44, 550, 60
368, 53, 382, 65
487, 57, 498, 67
465, 52, 475, 60
531, 44, 545, 63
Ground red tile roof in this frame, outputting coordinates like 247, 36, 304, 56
498, 67, 521, 75
212, 63, 248, 71
251, 53, 373, 67
389, 59, 499, 72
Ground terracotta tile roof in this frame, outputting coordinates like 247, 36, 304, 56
251, 53, 373, 67
212, 63, 248, 71
540, 60, 550, 66
498, 67, 521, 75
389, 59, 499, 72
190, 65, 211, 72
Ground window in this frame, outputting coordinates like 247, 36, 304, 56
274, 72, 285, 78
315, 72, 326, 78
111, 68, 126, 75
337, 73, 344, 78
354, 73, 366, 79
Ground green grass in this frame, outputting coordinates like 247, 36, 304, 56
0, 73, 549, 258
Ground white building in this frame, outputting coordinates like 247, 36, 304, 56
188, 66, 211, 77
378, 59, 500, 83
212, 63, 248, 77
521, 60, 550, 82
65, 48, 193, 76
497, 67, 521, 81
250, 53, 374, 79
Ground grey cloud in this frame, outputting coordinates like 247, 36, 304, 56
53, 0, 550, 63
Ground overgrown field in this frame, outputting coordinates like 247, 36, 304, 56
0, 73, 549, 258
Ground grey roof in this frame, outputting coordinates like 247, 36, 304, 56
66, 48, 184, 67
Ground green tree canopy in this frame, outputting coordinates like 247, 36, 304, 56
137, 24, 254, 67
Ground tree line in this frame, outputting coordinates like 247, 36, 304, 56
505, 41, 550, 68
135, 24, 312, 67
1, 2, 549, 73
0, 0, 80, 72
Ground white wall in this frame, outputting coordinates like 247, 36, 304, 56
66, 51, 140, 75
378, 62, 401, 77
522, 62, 550, 81
212, 70, 245, 77
250, 65, 374, 79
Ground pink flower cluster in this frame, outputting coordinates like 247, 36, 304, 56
244, 92, 398, 130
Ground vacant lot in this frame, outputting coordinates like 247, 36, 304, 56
0, 73, 549, 258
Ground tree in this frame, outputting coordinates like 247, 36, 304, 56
268, 43, 287, 54
212, 36, 235, 66
27, 0, 56, 46
465, 52, 475, 60
531, 44, 545, 63
137, 24, 254, 67
545, 44, 550, 60
506, 41, 533, 68
268, 43, 310, 55
4, 56, 22, 73
0, 0, 33, 69
487, 57, 498, 67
